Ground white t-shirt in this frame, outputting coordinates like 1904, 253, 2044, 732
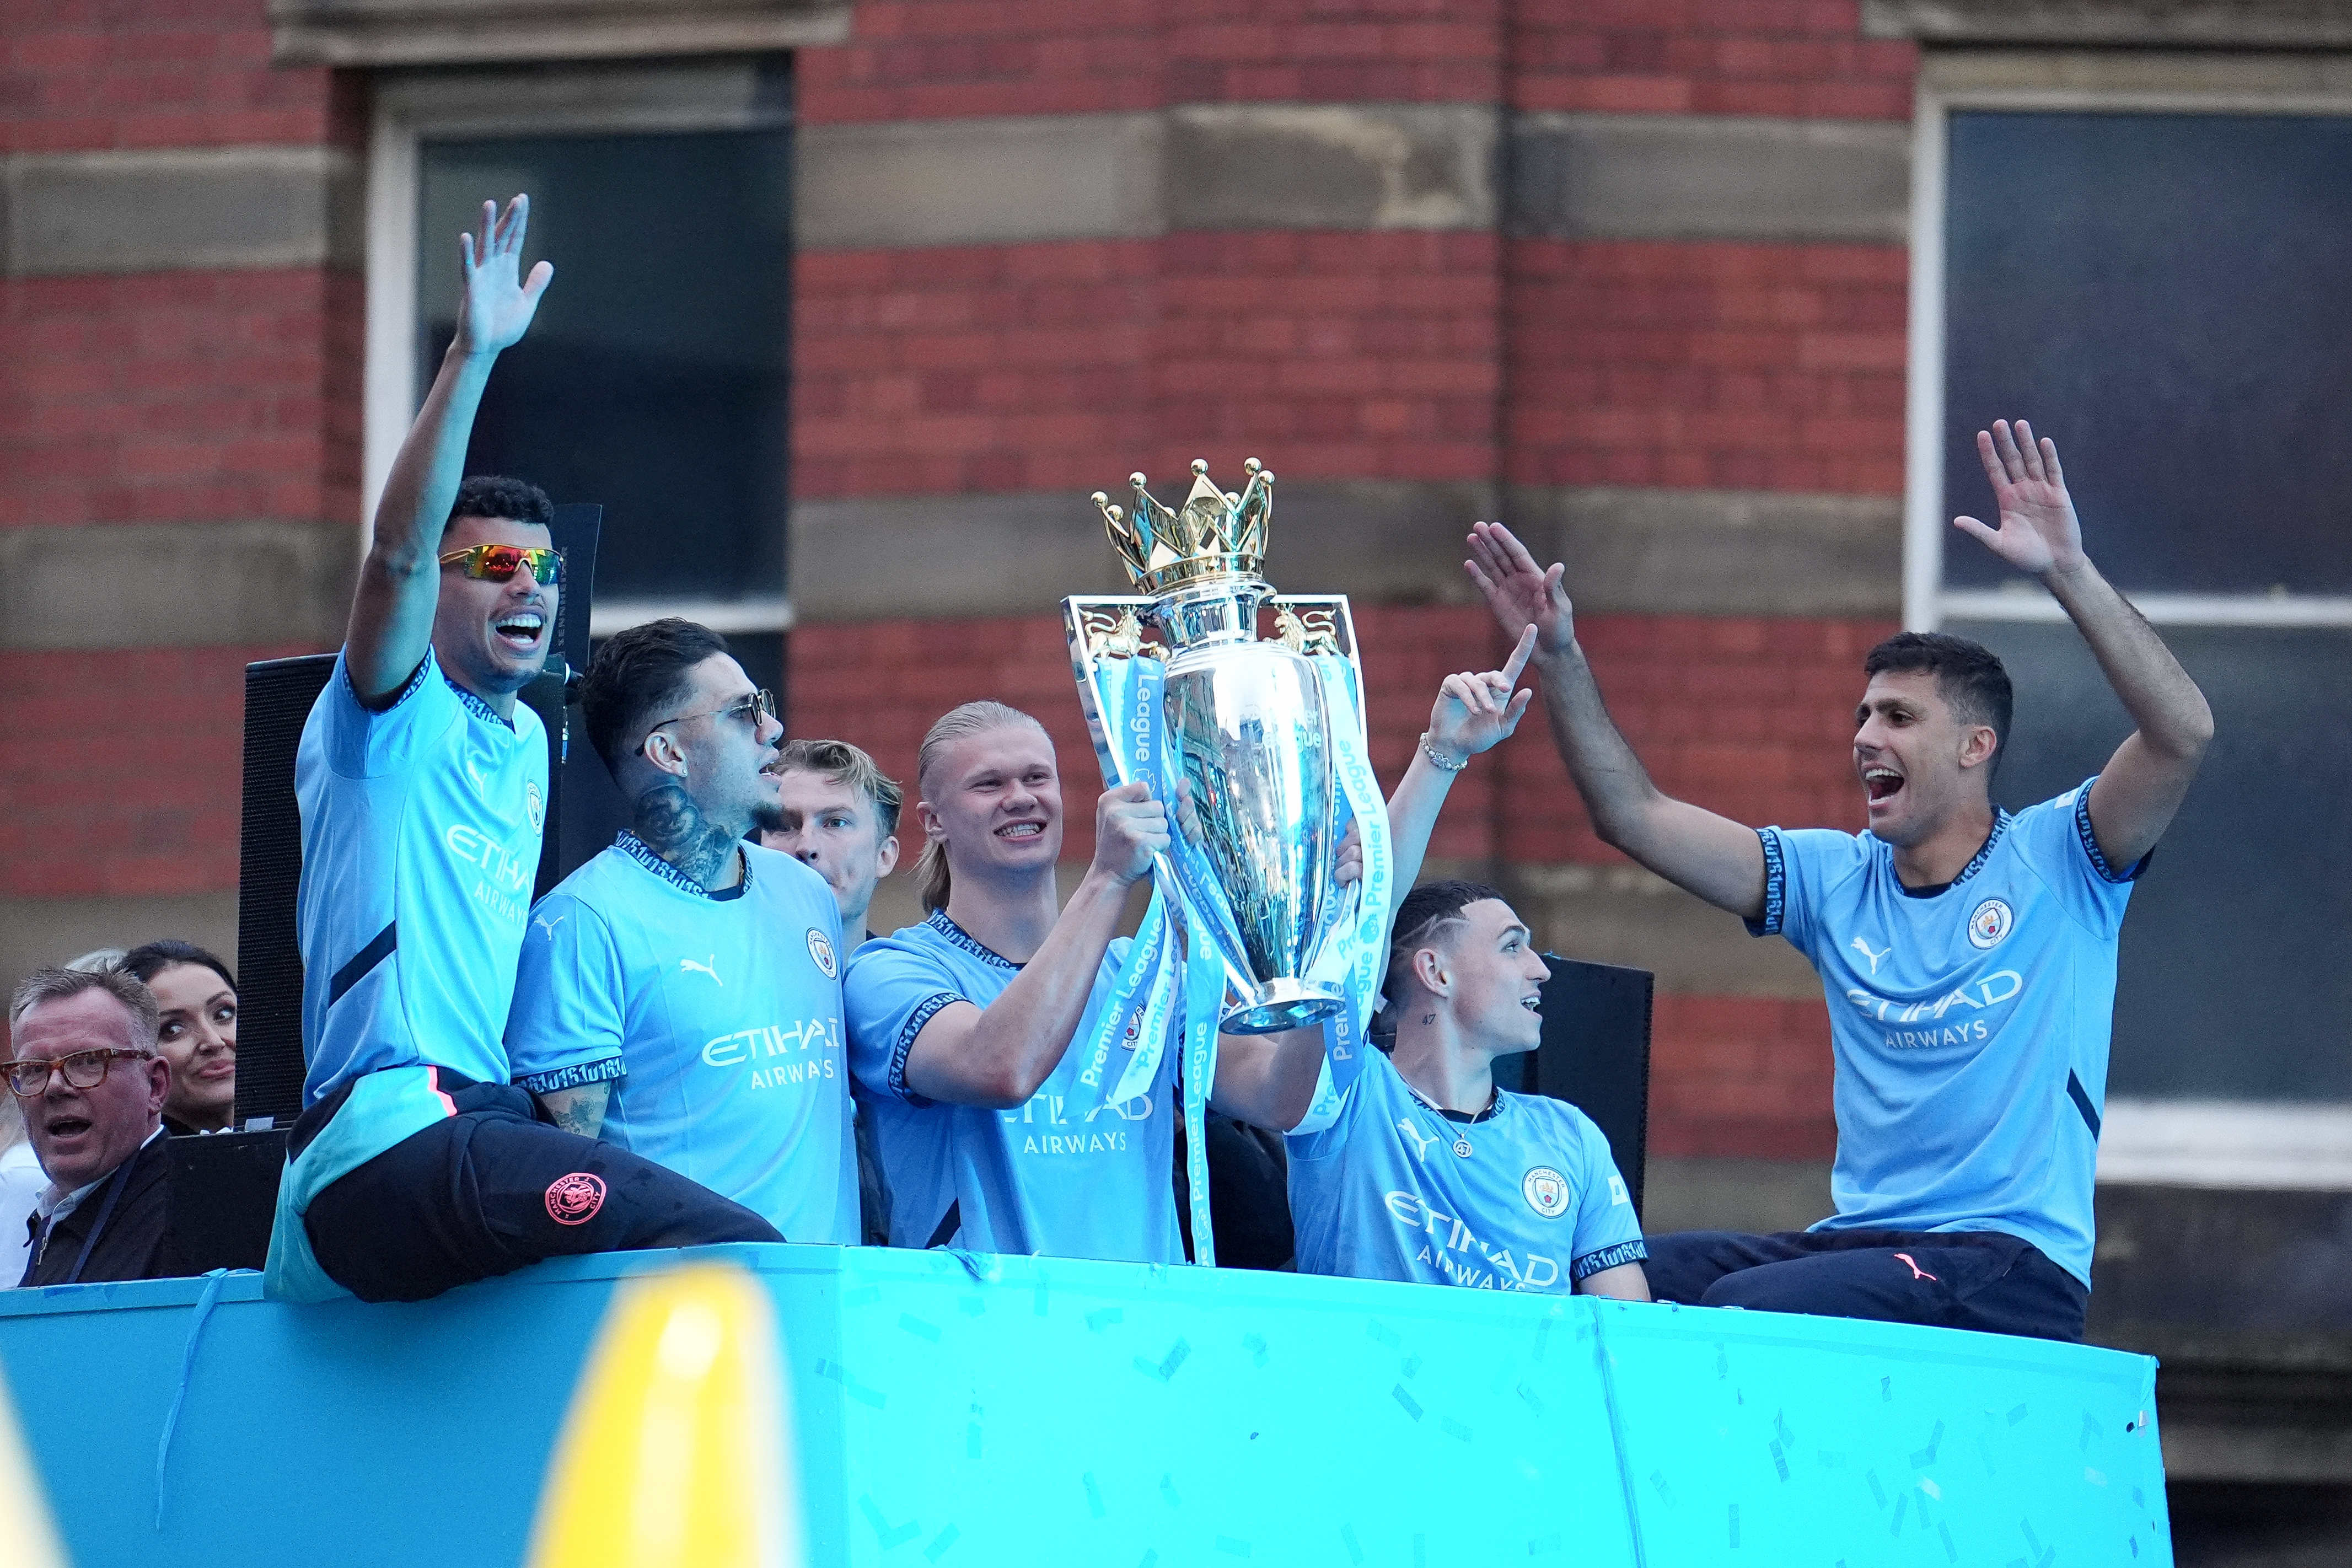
0, 1140, 49, 1288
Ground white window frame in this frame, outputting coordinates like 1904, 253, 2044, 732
1904, 52, 2352, 1187
362, 61, 795, 638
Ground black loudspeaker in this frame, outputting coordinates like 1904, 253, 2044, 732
234, 653, 338, 1128
233, 503, 610, 1127
160, 1129, 290, 1274
1495, 954, 1654, 1221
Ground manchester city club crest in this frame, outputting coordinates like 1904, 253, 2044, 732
806, 928, 837, 979
1522, 1165, 1570, 1217
1968, 897, 2014, 950
524, 780, 544, 834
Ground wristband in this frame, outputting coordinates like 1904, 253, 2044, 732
1419, 732, 1469, 772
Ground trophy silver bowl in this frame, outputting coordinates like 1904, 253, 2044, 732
1066, 459, 1368, 1034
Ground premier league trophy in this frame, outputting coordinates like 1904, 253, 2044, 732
1065, 459, 1394, 1263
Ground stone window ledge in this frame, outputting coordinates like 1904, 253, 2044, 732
270, 0, 850, 68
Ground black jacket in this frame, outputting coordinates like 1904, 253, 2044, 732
19, 1132, 169, 1287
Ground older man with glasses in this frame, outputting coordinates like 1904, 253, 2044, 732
4, 967, 173, 1287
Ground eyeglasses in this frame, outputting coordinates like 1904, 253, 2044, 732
640, 690, 776, 753
437, 544, 563, 586
0, 1049, 155, 1099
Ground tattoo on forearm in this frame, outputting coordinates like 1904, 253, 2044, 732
635, 782, 737, 889
547, 1098, 596, 1137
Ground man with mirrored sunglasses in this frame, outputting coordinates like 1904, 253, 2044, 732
506, 619, 855, 1245
267, 194, 777, 1305
6, 966, 174, 1288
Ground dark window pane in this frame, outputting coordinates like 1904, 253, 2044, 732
417, 129, 792, 603
1943, 112, 2352, 595
1953, 619, 2352, 1102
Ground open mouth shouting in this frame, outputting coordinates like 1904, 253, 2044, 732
1863, 764, 1906, 812
43, 1110, 93, 1145
492, 607, 546, 654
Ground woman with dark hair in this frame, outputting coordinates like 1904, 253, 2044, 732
120, 941, 237, 1135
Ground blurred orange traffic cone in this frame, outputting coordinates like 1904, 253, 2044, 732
527, 1263, 802, 1568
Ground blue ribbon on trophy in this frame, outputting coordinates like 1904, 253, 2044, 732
1065, 458, 1395, 1265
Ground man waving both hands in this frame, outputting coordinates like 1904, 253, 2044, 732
1465, 420, 2211, 1341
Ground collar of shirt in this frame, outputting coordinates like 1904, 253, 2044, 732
614, 830, 750, 899
33, 1124, 163, 1226
923, 909, 1019, 970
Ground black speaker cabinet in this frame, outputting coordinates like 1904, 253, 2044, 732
1494, 955, 1653, 1220
160, 1129, 290, 1275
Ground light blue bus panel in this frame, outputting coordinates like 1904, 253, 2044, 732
0, 1245, 2167, 1566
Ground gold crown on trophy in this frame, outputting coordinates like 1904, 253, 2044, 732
1092, 457, 1275, 596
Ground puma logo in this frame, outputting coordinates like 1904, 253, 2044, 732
533, 914, 566, 942
1893, 1252, 1938, 1282
678, 955, 723, 986
1850, 937, 1892, 975
1396, 1120, 1439, 1162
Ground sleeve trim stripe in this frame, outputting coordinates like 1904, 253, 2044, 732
2072, 777, 2146, 884
514, 1056, 626, 1094
1746, 826, 1787, 938
890, 992, 960, 1105
1571, 1239, 1650, 1281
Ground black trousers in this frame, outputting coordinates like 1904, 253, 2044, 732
299, 1072, 781, 1303
1643, 1227, 2089, 1343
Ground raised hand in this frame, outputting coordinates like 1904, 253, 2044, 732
455, 195, 555, 358
1428, 624, 1538, 761
1092, 781, 1169, 885
1953, 418, 2087, 579
1464, 522, 1575, 658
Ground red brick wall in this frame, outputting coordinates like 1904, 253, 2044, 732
0, 0, 340, 153
1506, 240, 1908, 495
794, 231, 1499, 501
1511, 1, 1916, 119
1652, 993, 1838, 1160
0, 643, 310, 899
1, 270, 363, 529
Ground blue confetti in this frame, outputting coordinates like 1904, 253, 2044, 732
1393, 1386, 1425, 1422
1160, 1473, 1182, 1508
1882, 1376, 1894, 1402
1140, 1553, 1159, 1568
1528, 1533, 1562, 1555
1401, 1354, 1423, 1379
1716, 1345, 1729, 1379
1867, 1471, 1888, 1510
924, 1526, 960, 1562
2132, 1486, 2144, 1507
1978, 1435, 1999, 1476
2079, 1411, 2100, 1451
1086, 1308, 1125, 1332
1132, 1339, 1191, 1383
1082, 1474, 1105, 1519
2129, 1536, 2138, 1558
1818, 1451, 1844, 1468
2007, 1404, 2029, 1426
899, 1313, 941, 1343
1367, 1320, 1401, 1350
1213, 1535, 1251, 1557
1649, 1470, 1676, 1508
1911, 1420, 1946, 1467
1769, 1440, 1789, 1481
1340, 1524, 1363, 1564
1532, 1318, 1552, 1362
1243, 1333, 1269, 1368
1728, 1503, 1740, 1549
1441, 1417, 1473, 1443
1414, 1534, 1428, 1567
857, 1495, 921, 1550
1773, 1409, 1794, 1447
1940, 1522, 1958, 1562
1891, 1494, 1909, 1535
1518, 1380, 1545, 1417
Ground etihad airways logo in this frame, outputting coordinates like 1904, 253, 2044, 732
1845, 970, 2022, 1050
1384, 1191, 1561, 1291
701, 1016, 840, 1077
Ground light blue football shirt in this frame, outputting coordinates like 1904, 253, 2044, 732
295, 649, 546, 1103
503, 835, 855, 1244
843, 910, 1181, 1264
1752, 778, 2140, 1287
1287, 1046, 1645, 1292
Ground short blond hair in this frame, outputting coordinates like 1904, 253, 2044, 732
912, 701, 1050, 912
774, 738, 902, 836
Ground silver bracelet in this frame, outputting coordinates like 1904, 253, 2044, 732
1419, 732, 1469, 772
